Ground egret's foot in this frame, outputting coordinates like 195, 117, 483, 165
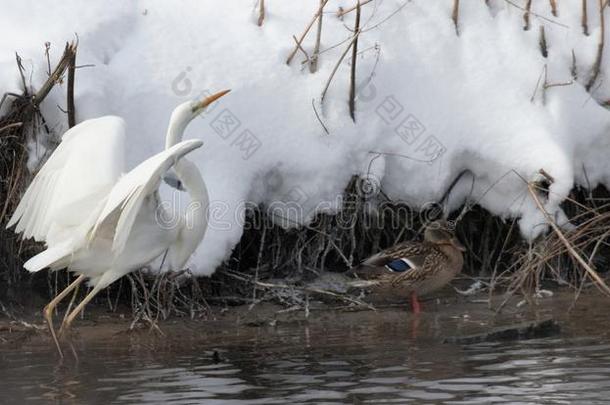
43, 305, 63, 358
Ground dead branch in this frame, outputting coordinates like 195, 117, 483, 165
583, 0, 590, 35
312, 98, 330, 134
337, 0, 373, 18
452, 0, 460, 36
286, 0, 330, 65
0, 122, 23, 133
321, 33, 360, 102
349, 1, 361, 122
292, 35, 310, 62
539, 26, 548, 57
524, 0, 532, 30
34, 42, 77, 105
586, 0, 606, 92
527, 181, 610, 297
257, 0, 265, 26
503, 0, 569, 28
571, 49, 578, 79
310, 0, 325, 73
550, 0, 558, 16
67, 45, 76, 128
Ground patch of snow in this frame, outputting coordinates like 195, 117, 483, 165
3, 0, 610, 275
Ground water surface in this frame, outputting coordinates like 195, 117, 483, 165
1, 300, 609, 404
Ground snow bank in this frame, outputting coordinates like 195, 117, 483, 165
3, 0, 610, 274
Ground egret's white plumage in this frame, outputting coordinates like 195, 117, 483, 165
7, 90, 230, 356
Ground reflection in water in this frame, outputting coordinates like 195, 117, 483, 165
2, 314, 610, 404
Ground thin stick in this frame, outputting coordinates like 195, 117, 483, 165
502, 0, 569, 28
337, 0, 373, 17
583, 0, 590, 35
349, 1, 361, 121
523, 0, 532, 30
34, 41, 77, 106
310, 0, 325, 73
539, 25, 548, 57
292, 35, 310, 61
549, 0, 558, 16
321, 33, 360, 102
286, 0, 330, 65
571, 49, 578, 79
257, 0, 265, 27
0, 122, 23, 133
586, 0, 606, 91
527, 182, 610, 297
67, 45, 76, 128
312, 98, 330, 134
452, 0, 460, 36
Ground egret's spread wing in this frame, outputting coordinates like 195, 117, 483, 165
91, 139, 203, 254
7, 117, 126, 242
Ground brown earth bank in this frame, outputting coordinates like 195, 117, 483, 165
1, 285, 608, 356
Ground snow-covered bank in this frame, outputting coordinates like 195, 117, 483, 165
2, 0, 610, 275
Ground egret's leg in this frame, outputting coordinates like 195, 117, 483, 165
43, 274, 86, 357
61, 280, 82, 327
58, 282, 105, 337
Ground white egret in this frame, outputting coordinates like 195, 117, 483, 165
7, 90, 230, 356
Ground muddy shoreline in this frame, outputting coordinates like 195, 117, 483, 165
1, 286, 607, 355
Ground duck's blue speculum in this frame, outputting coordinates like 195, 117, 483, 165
385, 258, 413, 273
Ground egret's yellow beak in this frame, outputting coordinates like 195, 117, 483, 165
197, 89, 231, 110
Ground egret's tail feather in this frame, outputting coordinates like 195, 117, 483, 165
24, 240, 73, 272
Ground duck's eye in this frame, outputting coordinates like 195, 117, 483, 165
385, 259, 412, 273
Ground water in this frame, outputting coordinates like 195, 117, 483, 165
1, 304, 610, 404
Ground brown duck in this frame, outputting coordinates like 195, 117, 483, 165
351, 221, 466, 313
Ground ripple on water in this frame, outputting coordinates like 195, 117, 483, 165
3, 323, 610, 404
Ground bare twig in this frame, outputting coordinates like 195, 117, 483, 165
527, 181, 610, 297
337, 0, 373, 17
539, 26, 548, 57
292, 35, 310, 62
257, 0, 265, 26
44, 42, 52, 76
571, 49, 578, 79
67, 45, 76, 128
321, 33, 360, 102
544, 80, 574, 89
0, 122, 23, 133
531, 64, 547, 103
503, 0, 569, 28
286, 0, 330, 65
349, 1, 361, 122
312, 98, 330, 134
524, 0, 532, 30
452, 0, 460, 36
310, 0, 325, 73
586, 0, 606, 92
34, 41, 77, 105
549, 0, 558, 16
583, 0, 590, 35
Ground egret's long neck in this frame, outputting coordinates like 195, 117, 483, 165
165, 103, 195, 149
169, 158, 209, 270
165, 115, 190, 149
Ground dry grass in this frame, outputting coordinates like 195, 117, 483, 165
0, 43, 76, 308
